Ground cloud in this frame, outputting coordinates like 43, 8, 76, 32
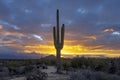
33, 34, 43, 41
103, 28, 114, 33
111, 31, 120, 36
0, 25, 2, 29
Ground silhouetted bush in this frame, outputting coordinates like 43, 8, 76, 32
71, 57, 107, 72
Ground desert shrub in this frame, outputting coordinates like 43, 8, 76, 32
71, 57, 85, 68
71, 57, 107, 72
26, 68, 48, 80
71, 57, 98, 68
24, 65, 34, 73
62, 59, 71, 70
69, 69, 120, 80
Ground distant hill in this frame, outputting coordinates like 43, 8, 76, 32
43, 55, 56, 59
0, 52, 45, 59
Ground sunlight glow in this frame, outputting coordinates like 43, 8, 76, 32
22, 44, 120, 58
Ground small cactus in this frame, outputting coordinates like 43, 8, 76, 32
53, 9, 65, 73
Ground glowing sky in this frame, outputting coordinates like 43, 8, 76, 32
0, 0, 120, 58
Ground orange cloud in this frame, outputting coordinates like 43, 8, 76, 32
83, 35, 97, 40
0, 40, 15, 44
0, 25, 2, 30
103, 28, 114, 33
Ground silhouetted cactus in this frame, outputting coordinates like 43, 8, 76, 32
53, 9, 65, 73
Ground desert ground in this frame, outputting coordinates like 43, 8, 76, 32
1, 57, 120, 80
41, 66, 69, 80
10, 66, 69, 80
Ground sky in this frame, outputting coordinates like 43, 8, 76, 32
0, 0, 120, 58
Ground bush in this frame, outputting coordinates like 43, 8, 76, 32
71, 57, 107, 71
69, 69, 120, 80
26, 68, 48, 80
62, 60, 71, 70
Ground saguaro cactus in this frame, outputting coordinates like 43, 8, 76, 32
53, 9, 65, 73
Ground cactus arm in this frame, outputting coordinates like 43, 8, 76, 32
53, 26, 57, 49
57, 9, 60, 44
60, 24, 65, 49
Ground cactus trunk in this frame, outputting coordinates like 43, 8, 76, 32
53, 9, 65, 73
56, 48, 61, 72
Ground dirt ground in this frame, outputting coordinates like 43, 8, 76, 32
41, 66, 69, 80
10, 77, 26, 80
11, 66, 69, 80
